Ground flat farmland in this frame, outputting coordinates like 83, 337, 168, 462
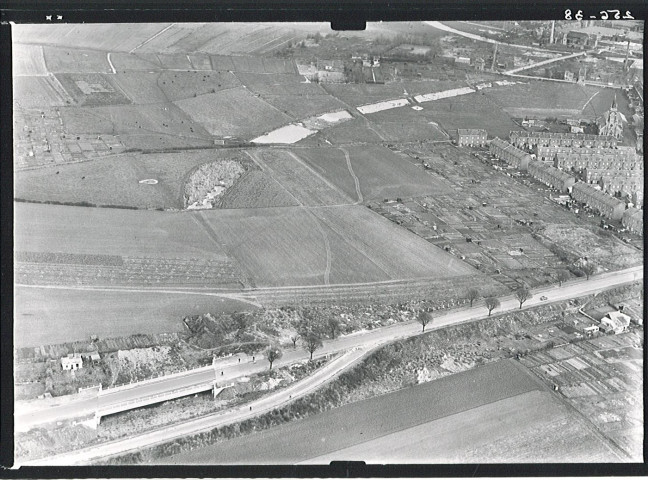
297, 145, 454, 201
108, 53, 164, 72
113, 71, 242, 104
13, 44, 48, 76
59, 104, 214, 150
13, 24, 170, 52
263, 93, 349, 118
14, 286, 254, 348
417, 94, 519, 139
56, 73, 131, 106
322, 83, 413, 107
157, 71, 242, 101
13, 76, 67, 108
319, 118, 386, 145
313, 205, 475, 279
110, 72, 169, 104
249, 150, 352, 206
43, 46, 112, 73
174, 87, 293, 138
14, 149, 239, 209
304, 390, 619, 463
165, 359, 617, 464
234, 72, 304, 93
197, 204, 475, 287
155, 53, 194, 70
364, 106, 452, 142
219, 170, 300, 209
187, 54, 213, 71
14, 202, 231, 261
484, 81, 603, 115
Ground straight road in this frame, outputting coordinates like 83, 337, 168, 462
15, 265, 642, 433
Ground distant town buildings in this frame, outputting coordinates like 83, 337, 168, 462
489, 137, 532, 171
456, 129, 487, 147
571, 183, 626, 221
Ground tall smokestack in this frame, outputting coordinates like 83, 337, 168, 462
550, 20, 555, 44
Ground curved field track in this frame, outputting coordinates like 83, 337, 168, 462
196, 204, 480, 289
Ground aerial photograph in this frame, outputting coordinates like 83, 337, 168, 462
12, 18, 644, 465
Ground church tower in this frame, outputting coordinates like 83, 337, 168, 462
598, 95, 625, 139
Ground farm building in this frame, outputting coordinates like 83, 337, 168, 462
61, 353, 83, 371
456, 129, 487, 147
622, 207, 643, 234
489, 137, 532, 171
571, 183, 626, 221
600, 311, 631, 334
527, 160, 576, 192
510, 131, 617, 150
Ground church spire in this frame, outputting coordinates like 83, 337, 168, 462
611, 94, 617, 110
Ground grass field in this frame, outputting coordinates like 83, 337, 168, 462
414, 93, 519, 139
319, 118, 386, 145
197, 204, 475, 287
14, 202, 231, 260
163, 359, 617, 464
174, 87, 293, 138
360, 105, 452, 142
14, 286, 254, 348
14, 150, 247, 209
13, 24, 170, 52
249, 149, 352, 206
484, 81, 603, 115
13, 76, 67, 108
59, 103, 214, 150
263, 93, 349, 119
297, 145, 454, 201
108, 53, 164, 72
304, 390, 618, 463
43, 46, 112, 73
13, 44, 48, 76
219, 170, 301, 209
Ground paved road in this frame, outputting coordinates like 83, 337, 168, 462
22, 347, 370, 466
16, 265, 642, 435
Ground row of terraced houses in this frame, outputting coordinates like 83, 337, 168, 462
488, 135, 642, 232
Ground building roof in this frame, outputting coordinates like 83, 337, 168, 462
606, 311, 631, 325
510, 131, 617, 142
61, 353, 83, 365
572, 183, 626, 209
622, 207, 642, 220
491, 138, 530, 160
529, 161, 575, 183
458, 129, 487, 136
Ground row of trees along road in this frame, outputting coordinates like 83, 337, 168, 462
266, 265, 599, 367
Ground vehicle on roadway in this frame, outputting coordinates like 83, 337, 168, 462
540, 295, 548, 301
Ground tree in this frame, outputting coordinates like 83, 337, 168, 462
582, 262, 596, 280
232, 312, 249, 337
265, 345, 283, 370
466, 288, 480, 307
327, 317, 341, 339
417, 310, 433, 332
556, 269, 570, 287
290, 334, 299, 349
485, 297, 500, 316
303, 333, 323, 360
515, 286, 531, 309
